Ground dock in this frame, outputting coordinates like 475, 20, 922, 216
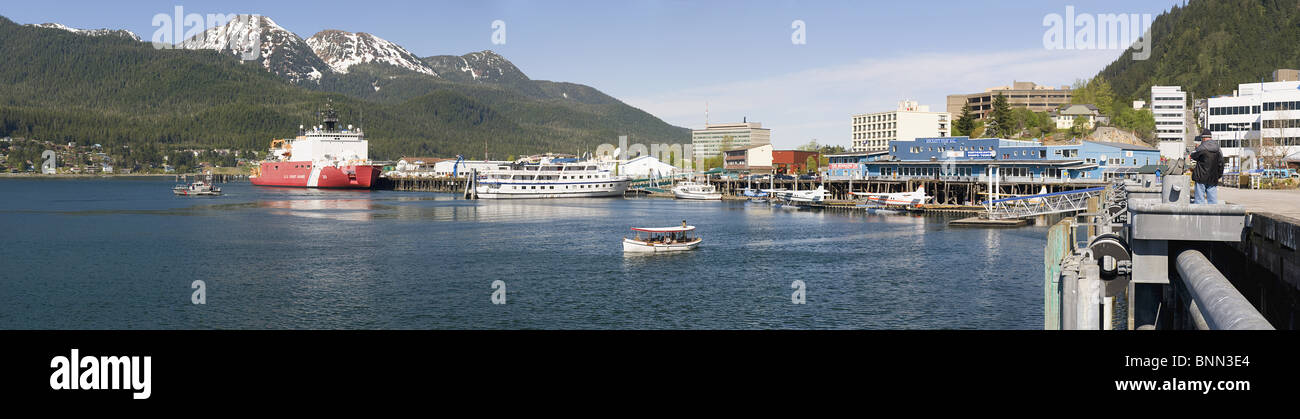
710, 178, 1108, 204
377, 176, 471, 193
948, 217, 1030, 227
1046, 174, 1298, 330
374, 174, 1111, 221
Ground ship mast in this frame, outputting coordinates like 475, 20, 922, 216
321, 100, 339, 132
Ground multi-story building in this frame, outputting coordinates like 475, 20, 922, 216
946, 81, 1073, 120
1206, 79, 1300, 171
850, 100, 950, 153
1151, 86, 1188, 159
772, 150, 820, 175
723, 144, 774, 174
691, 121, 771, 160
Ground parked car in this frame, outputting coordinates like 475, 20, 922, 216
1261, 168, 1299, 179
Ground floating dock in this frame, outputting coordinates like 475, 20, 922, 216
948, 217, 1029, 227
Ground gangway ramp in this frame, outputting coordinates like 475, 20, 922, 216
982, 187, 1106, 220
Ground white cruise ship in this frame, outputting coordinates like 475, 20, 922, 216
474, 161, 631, 199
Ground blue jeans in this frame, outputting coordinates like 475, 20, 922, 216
1195, 183, 1219, 204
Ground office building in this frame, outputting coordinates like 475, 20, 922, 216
851, 100, 950, 153
692, 122, 771, 160
1151, 86, 1188, 159
946, 81, 1073, 120
1206, 80, 1300, 170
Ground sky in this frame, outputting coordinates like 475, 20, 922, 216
3, 0, 1187, 148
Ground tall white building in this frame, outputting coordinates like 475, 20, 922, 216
851, 100, 950, 152
1207, 80, 1300, 171
1151, 86, 1188, 159
691, 122, 771, 159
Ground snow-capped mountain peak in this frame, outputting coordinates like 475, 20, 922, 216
29, 22, 141, 41
179, 15, 329, 84
306, 30, 436, 76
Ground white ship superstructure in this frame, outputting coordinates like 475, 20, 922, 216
475, 162, 630, 199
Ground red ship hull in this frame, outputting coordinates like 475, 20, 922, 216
250, 161, 382, 189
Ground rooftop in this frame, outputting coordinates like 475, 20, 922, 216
399, 157, 449, 163
1059, 104, 1102, 116
1084, 140, 1158, 151
724, 144, 772, 152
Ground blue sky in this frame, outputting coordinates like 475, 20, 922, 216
4, 0, 1185, 148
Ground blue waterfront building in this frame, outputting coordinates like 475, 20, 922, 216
825, 136, 1159, 183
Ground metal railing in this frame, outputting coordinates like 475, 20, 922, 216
1175, 250, 1274, 330
983, 187, 1106, 220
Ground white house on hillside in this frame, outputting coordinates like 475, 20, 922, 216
1055, 104, 1104, 130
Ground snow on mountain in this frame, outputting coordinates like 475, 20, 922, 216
29, 23, 141, 41
306, 30, 436, 76
179, 15, 329, 84
423, 50, 529, 84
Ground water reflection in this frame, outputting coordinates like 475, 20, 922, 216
259, 199, 384, 222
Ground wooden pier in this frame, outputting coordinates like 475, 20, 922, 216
373, 175, 1104, 223
378, 176, 471, 193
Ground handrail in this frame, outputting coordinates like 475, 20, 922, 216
1174, 250, 1274, 330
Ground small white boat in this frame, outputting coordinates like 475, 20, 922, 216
623, 223, 702, 252
672, 182, 721, 200
173, 178, 222, 196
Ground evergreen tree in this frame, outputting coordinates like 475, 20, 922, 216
955, 104, 975, 136
988, 93, 1014, 138
1092, 77, 1116, 118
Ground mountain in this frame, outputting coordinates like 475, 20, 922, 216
1093, 0, 1300, 101
180, 15, 329, 84
0, 15, 689, 162
423, 50, 529, 85
28, 22, 141, 41
307, 30, 436, 76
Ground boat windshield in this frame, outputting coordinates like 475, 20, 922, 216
637, 232, 694, 243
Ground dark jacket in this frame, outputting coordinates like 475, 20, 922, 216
1190, 140, 1224, 185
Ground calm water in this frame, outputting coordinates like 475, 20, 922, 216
0, 177, 1047, 329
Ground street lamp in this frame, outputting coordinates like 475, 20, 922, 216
1230, 123, 1250, 172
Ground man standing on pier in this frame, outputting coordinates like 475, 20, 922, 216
1190, 129, 1224, 204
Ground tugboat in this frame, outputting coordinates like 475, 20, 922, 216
173, 174, 222, 196
250, 102, 383, 189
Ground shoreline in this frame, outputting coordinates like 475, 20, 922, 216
0, 173, 243, 178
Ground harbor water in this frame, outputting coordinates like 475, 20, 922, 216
0, 177, 1047, 329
